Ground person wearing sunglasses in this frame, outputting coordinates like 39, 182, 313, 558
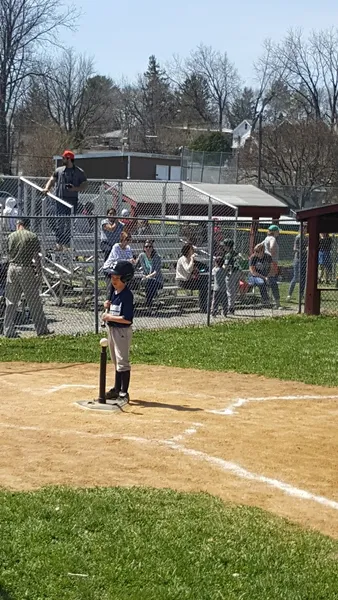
137, 240, 163, 308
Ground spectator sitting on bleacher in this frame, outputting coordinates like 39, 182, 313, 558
175, 243, 207, 313
100, 208, 125, 261
104, 231, 135, 271
136, 239, 163, 307
248, 243, 278, 306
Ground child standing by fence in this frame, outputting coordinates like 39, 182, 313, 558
211, 256, 228, 318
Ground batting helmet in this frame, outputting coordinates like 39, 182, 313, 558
105, 260, 134, 283
223, 238, 234, 248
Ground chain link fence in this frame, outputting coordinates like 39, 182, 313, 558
181, 148, 238, 184
1, 175, 337, 337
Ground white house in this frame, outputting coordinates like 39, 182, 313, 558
232, 120, 252, 149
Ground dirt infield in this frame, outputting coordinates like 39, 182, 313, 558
1, 362, 338, 537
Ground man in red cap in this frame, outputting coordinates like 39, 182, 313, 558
43, 150, 87, 249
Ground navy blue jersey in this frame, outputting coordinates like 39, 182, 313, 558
108, 286, 134, 328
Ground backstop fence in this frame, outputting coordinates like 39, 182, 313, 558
0, 176, 337, 338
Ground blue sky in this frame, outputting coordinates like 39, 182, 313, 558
65, 0, 338, 85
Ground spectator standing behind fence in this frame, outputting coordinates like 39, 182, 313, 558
263, 225, 281, 309
318, 233, 332, 284
248, 243, 277, 306
100, 208, 125, 261
43, 150, 87, 250
104, 231, 135, 271
223, 239, 241, 315
3, 197, 18, 232
287, 224, 308, 301
3, 219, 51, 338
211, 256, 228, 318
175, 243, 207, 313
137, 240, 163, 308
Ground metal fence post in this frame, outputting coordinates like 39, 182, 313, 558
94, 216, 99, 334
31, 188, 37, 231
41, 200, 47, 261
70, 207, 75, 272
207, 217, 214, 326
161, 183, 167, 236
190, 150, 194, 181
117, 181, 123, 215
200, 151, 205, 182
23, 182, 28, 215
178, 183, 183, 220
218, 152, 223, 184
233, 208, 239, 247
17, 176, 23, 215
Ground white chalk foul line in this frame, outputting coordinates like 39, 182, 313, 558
48, 384, 96, 393
208, 395, 338, 416
161, 440, 338, 511
1, 421, 338, 512
167, 422, 204, 442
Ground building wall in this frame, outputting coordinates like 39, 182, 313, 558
56, 155, 180, 180
130, 156, 180, 180
56, 156, 128, 179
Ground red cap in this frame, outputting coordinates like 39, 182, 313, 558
62, 150, 75, 160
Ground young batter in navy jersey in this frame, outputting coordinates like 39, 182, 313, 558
102, 260, 134, 403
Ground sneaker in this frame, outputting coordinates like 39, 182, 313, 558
118, 392, 130, 404
105, 388, 119, 400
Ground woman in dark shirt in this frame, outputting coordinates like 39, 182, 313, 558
248, 243, 277, 305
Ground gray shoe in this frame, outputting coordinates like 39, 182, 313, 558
118, 393, 130, 405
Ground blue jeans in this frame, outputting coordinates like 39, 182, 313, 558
288, 257, 307, 298
56, 199, 78, 247
248, 275, 280, 305
248, 276, 269, 302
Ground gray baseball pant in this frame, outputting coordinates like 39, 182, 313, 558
226, 273, 241, 312
107, 326, 132, 371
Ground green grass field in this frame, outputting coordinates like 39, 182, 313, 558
1, 316, 338, 599
1, 315, 337, 386
1, 488, 338, 600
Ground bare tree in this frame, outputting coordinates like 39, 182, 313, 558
171, 44, 239, 131
38, 49, 118, 149
240, 120, 338, 208
266, 28, 338, 129
0, 0, 77, 173
250, 40, 281, 131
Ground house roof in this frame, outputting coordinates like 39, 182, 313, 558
104, 181, 288, 219
184, 183, 287, 209
297, 203, 338, 220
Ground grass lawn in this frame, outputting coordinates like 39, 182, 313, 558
1, 315, 338, 386
1, 316, 338, 598
1, 487, 338, 600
